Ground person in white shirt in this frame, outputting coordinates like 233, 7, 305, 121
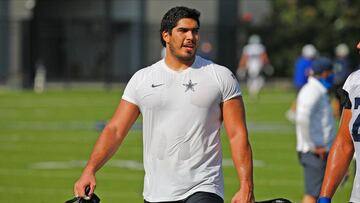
318, 41, 360, 203
296, 57, 336, 203
237, 34, 271, 98
73, 6, 254, 203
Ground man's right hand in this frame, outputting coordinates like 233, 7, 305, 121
314, 147, 327, 160
74, 171, 96, 199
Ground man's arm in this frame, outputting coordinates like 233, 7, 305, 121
238, 53, 248, 70
74, 99, 140, 197
222, 96, 254, 203
319, 108, 354, 198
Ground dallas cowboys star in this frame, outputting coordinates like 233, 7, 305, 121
183, 80, 197, 92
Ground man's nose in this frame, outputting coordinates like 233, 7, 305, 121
185, 31, 196, 40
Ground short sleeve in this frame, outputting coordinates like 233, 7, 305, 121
342, 71, 358, 109
213, 66, 242, 102
342, 72, 352, 94
122, 70, 143, 105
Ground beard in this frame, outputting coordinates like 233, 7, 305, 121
168, 43, 197, 62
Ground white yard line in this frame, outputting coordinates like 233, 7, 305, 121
27, 159, 266, 170
0, 121, 293, 133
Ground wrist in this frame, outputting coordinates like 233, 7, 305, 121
240, 179, 253, 186
83, 165, 97, 174
317, 197, 331, 203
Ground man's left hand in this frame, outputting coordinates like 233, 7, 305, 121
231, 184, 255, 203
314, 146, 327, 160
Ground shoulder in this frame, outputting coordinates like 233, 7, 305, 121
195, 56, 241, 101
131, 60, 162, 80
195, 56, 231, 73
298, 78, 323, 100
243, 43, 265, 54
296, 57, 309, 65
196, 56, 236, 80
298, 83, 311, 96
295, 57, 303, 63
214, 65, 236, 79
346, 69, 360, 82
343, 69, 360, 93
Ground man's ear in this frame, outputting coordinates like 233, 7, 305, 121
162, 31, 170, 44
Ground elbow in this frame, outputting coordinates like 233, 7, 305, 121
229, 132, 251, 149
228, 129, 248, 142
102, 124, 123, 141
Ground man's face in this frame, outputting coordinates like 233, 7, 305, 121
163, 18, 200, 62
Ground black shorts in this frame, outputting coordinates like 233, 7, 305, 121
144, 192, 224, 203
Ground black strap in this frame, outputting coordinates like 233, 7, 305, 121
65, 186, 100, 203
65, 197, 80, 203
64, 194, 100, 203
255, 198, 292, 203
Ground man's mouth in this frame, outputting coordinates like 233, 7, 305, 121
183, 44, 195, 51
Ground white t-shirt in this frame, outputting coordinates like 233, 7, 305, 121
122, 55, 241, 202
342, 69, 360, 202
295, 77, 336, 153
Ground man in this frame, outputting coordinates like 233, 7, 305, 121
237, 34, 271, 98
317, 42, 360, 203
74, 6, 254, 203
296, 57, 336, 203
293, 44, 318, 91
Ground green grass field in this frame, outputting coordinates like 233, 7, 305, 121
0, 86, 353, 202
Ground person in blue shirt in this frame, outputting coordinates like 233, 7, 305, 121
294, 44, 318, 91
286, 44, 318, 122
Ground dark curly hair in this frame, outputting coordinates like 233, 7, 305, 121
160, 6, 200, 47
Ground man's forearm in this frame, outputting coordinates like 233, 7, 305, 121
320, 138, 353, 197
84, 125, 127, 174
229, 134, 254, 187
238, 144, 254, 186
83, 100, 139, 174
320, 109, 354, 198
230, 137, 254, 203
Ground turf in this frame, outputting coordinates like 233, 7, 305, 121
0, 87, 353, 202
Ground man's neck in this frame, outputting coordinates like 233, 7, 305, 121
164, 55, 196, 71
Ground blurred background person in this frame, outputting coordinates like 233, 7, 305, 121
237, 34, 272, 99
296, 57, 336, 203
286, 44, 318, 122
331, 43, 352, 119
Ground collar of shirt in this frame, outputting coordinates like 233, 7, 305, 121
308, 76, 327, 94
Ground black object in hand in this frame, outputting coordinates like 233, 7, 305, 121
65, 186, 100, 203
256, 198, 292, 203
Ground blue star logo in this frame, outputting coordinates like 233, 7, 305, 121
183, 79, 197, 92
